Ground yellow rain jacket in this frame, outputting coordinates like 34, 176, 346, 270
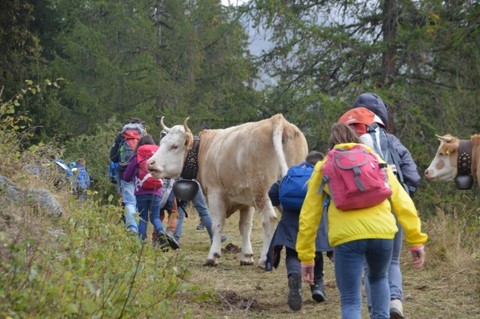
296, 143, 428, 265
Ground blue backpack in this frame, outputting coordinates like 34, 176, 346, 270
279, 162, 314, 211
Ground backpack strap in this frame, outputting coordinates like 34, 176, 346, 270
318, 175, 329, 195
385, 136, 411, 193
367, 123, 388, 159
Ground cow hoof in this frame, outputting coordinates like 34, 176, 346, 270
203, 259, 218, 267
240, 253, 255, 266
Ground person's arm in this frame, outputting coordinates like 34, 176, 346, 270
122, 156, 137, 182
110, 134, 122, 162
296, 160, 326, 284
268, 179, 282, 210
387, 168, 427, 268
389, 134, 421, 192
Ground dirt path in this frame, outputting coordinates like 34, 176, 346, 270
176, 208, 480, 318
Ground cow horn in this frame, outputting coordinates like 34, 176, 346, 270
436, 134, 453, 143
183, 117, 191, 133
160, 116, 171, 132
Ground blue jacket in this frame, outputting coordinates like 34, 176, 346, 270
268, 177, 331, 253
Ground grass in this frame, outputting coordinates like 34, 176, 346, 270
0, 182, 479, 318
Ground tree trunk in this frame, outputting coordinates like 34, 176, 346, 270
381, 0, 398, 133
155, 0, 165, 113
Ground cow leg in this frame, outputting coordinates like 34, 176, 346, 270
239, 207, 255, 265
204, 192, 225, 267
257, 203, 278, 268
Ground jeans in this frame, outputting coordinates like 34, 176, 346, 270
334, 239, 393, 319
136, 194, 164, 240
120, 179, 137, 232
285, 247, 324, 283
175, 186, 213, 241
365, 223, 403, 310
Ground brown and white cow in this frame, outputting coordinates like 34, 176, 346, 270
147, 114, 309, 267
425, 134, 480, 187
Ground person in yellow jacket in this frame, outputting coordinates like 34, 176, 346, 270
296, 123, 427, 319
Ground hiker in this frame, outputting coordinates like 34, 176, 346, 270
122, 134, 179, 250
71, 158, 91, 201
110, 117, 145, 234
349, 92, 421, 318
297, 123, 427, 319
267, 151, 332, 311
160, 187, 178, 233
52, 159, 74, 189
174, 184, 226, 243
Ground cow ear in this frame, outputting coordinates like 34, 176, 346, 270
436, 134, 453, 143
445, 145, 457, 155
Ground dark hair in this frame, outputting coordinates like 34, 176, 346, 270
135, 134, 156, 152
128, 117, 144, 125
306, 151, 324, 165
328, 123, 360, 149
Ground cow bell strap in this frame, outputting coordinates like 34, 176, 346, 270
457, 140, 472, 176
180, 136, 200, 180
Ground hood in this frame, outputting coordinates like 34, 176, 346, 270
352, 93, 388, 126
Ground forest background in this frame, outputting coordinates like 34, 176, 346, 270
0, 0, 479, 318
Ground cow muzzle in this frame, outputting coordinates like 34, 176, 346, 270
147, 162, 163, 179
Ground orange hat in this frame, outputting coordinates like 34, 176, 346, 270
338, 107, 384, 126
338, 107, 385, 135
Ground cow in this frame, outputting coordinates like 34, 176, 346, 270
147, 114, 309, 267
425, 133, 480, 189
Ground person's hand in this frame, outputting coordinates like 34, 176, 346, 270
410, 245, 425, 268
301, 263, 314, 285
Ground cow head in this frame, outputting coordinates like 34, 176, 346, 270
147, 117, 194, 179
424, 134, 459, 181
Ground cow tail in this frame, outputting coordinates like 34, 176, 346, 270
272, 117, 289, 176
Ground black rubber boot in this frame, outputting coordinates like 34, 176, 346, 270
310, 278, 326, 302
287, 273, 302, 311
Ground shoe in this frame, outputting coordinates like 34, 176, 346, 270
287, 273, 302, 311
164, 231, 180, 250
196, 223, 205, 231
153, 235, 169, 252
310, 279, 326, 302
390, 299, 405, 319
126, 225, 138, 234
221, 234, 228, 243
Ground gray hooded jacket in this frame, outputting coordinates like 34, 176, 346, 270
353, 93, 420, 194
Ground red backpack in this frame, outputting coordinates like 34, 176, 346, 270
119, 128, 142, 166
136, 144, 162, 190
319, 145, 392, 210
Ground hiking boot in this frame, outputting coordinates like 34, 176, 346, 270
310, 279, 326, 302
287, 273, 302, 311
390, 299, 405, 319
196, 223, 205, 231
